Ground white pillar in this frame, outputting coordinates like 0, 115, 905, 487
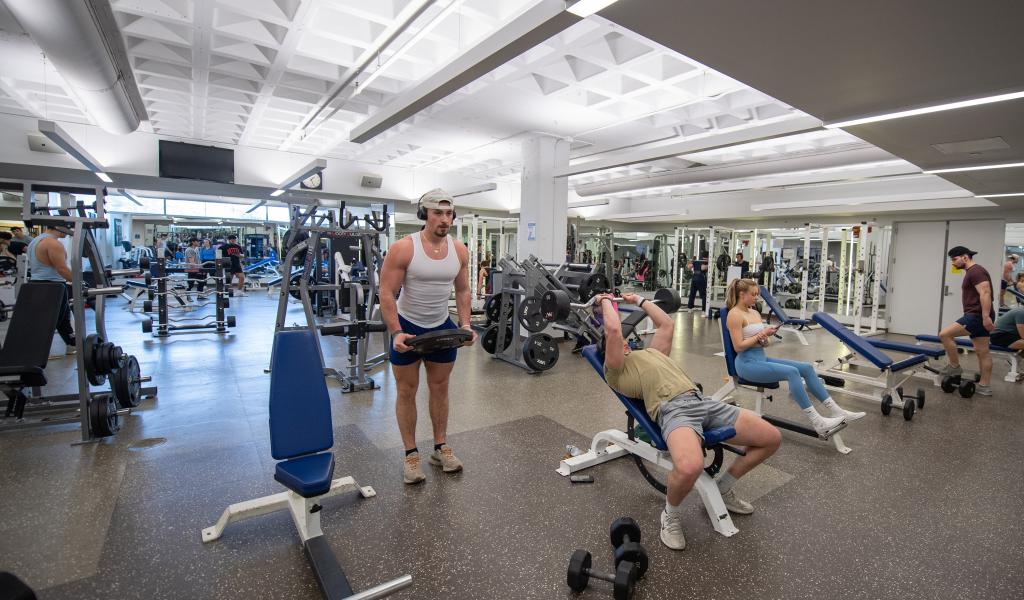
518, 136, 569, 263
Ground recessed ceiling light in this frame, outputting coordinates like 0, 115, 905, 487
567, 0, 621, 17
981, 192, 1024, 198
825, 90, 1024, 129
924, 161, 1024, 174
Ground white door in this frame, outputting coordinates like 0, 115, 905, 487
887, 221, 947, 335
940, 219, 1006, 327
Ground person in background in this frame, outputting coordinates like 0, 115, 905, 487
26, 226, 76, 357
183, 237, 205, 299
0, 232, 14, 260
1001, 254, 1019, 309
686, 252, 709, 312
222, 234, 246, 296
734, 252, 750, 278
199, 238, 216, 264
1015, 273, 1024, 306
10, 226, 32, 244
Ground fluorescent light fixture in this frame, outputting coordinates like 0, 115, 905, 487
245, 200, 268, 214
751, 198, 864, 211
824, 90, 1024, 129
568, 198, 611, 209
355, 0, 463, 96
923, 161, 1024, 174
980, 192, 1024, 198
271, 159, 326, 198
567, 0, 621, 17
598, 210, 687, 220
38, 120, 112, 183
115, 188, 143, 207
451, 183, 497, 198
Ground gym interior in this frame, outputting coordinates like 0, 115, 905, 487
1, 1, 1022, 599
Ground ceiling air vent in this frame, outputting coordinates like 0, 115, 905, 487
931, 137, 1010, 155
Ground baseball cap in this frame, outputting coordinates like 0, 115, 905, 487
947, 246, 977, 258
419, 188, 455, 210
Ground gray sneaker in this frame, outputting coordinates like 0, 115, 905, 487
720, 488, 754, 515
939, 363, 963, 377
403, 453, 426, 484
660, 509, 686, 550
975, 384, 993, 397
428, 446, 463, 473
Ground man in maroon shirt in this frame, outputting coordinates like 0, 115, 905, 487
938, 246, 995, 396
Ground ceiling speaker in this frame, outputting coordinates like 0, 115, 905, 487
28, 134, 65, 153
360, 174, 382, 188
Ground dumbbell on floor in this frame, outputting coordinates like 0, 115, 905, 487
566, 550, 637, 600
609, 517, 649, 577
940, 373, 981, 398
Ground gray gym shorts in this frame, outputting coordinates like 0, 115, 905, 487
657, 390, 740, 442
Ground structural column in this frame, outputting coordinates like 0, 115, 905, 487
518, 135, 569, 263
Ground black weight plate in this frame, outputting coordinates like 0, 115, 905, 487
653, 287, 681, 313
566, 550, 591, 592
541, 289, 571, 322
89, 394, 120, 437
613, 561, 638, 600
940, 376, 957, 393
142, 319, 153, 333
958, 380, 975, 398
578, 273, 610, 302
522, 333, 558, 371
408, 329, 472, 354
227, 315, 236, 327
610, 516, 641, 547
481, 325, 512, 355
83, 334, 106, 386
518, 296, 547, 333
112, 355, 142, 409
613, 542, 650, 578
485, 293, 509, 324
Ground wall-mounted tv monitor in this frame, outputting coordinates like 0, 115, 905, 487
158, 140, 234, 184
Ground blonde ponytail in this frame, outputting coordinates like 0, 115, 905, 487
725, 278, 758, 310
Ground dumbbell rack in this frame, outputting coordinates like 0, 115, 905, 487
141, 257, 236, 337
520, 256, 603, 345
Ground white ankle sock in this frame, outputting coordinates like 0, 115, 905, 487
803, 406, 827, 426
665, 499, 684, 516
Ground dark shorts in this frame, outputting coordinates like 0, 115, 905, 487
389, 314, 459, 366
956, 313, 991, 338
990, 330, 1020, 348
230, 264, 243, 275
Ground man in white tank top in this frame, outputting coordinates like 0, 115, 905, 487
380, 189, 477, 484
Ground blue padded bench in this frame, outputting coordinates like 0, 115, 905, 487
811, 312, 923, 419
711, 307, 850, 453
759, 285, 812, 345
557, 342, 743, 538
915, 334, 1020, 383
202, 330, 412, 599
915, 334, 1013, 354
870, 339, 945, 358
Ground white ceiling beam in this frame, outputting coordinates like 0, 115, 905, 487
349, 0, 581, 144
555, 115, 822, 178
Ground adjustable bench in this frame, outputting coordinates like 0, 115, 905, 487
868, 339, 947, 387
710, 307, 850, 453
556, 344, 743, 538
759, 286, 813, 345
202, 330, 412, 599
914, 334, 1021, 383
812, 312, 925, 419
0, 282, 62, 421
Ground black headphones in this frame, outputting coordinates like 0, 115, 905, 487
416, 195, 456, 220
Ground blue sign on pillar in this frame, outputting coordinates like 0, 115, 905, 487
527, 222, 536, 241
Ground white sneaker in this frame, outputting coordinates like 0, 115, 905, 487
237, 290, 248, 297
810, 413, 847, 435
660, 509, 686, 550
938, 363, 962, 377
827, 403, 866, 422
719, 488, 754, 514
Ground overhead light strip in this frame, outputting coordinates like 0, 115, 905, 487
824, 90, 1024, 129
923, 161, 1024, 174
38, 120, 112, 184
981, 192, 1024, 198
567, 0, 622, 17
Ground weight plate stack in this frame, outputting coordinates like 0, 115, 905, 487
89, 394, 120, 437
481, 324, 513, 354
523, 333, 559, 371
518, 296, 548, 333
83, 334, 106, 386
112, 355, 142, 409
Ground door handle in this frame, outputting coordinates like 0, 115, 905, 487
943, 285, 950, 296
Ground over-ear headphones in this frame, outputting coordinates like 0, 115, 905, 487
417, 198, 456, 220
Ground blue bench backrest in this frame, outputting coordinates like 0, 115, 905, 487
718, 307, 740, 378
580, 345, 667, 451
758, 286, 789, 321
269, 330, 333, 460
811, 312, 892, 369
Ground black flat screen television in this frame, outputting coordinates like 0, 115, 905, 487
158, 140, 234, 183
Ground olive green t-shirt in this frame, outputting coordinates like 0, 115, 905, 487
604, 348, 698, 420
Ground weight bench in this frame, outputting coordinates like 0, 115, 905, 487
202, 330, 412, 599
759, 286, 812, 345
868, 339, 947, 387
812, 312, 925, 419
914, 334, 1021, 383
0, 282, 62, 421
710, 307, 851, 454
556, 344, 743, 538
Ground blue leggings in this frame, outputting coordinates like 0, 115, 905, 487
734, 347, 828, 409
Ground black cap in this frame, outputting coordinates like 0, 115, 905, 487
947, 246, 977, 258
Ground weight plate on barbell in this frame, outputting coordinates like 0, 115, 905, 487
83, 334, 107, 386
522, 333, 559, 371
112, 355, 142, 409
518, 296, 548, 333
577, 273, 610, 302
89, 394, 120, 437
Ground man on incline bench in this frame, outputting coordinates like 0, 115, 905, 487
598, 292, 781, 551
380, 189, 476, 485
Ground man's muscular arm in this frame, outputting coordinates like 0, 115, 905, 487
379, 239, 413, 351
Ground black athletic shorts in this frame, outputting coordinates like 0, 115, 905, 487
956, 314, 991, 338
990, 330, 1019, 348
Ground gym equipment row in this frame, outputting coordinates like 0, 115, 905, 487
0, 183, 157, 442
138, 257, 236, 337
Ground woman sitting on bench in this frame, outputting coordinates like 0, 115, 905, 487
598, 292, 780, 551
725, 279, 863, 434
